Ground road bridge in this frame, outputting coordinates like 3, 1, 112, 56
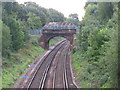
38, 22, 77, 49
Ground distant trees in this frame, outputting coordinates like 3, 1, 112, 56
24, 2, 66, 25
27, 12, 42, 29
69, 13, 79, 20
48, 8, 65, 22
66, 13, 79, 26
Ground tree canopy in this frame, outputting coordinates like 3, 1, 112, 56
73, 2, 118, 88
2, 2, 66, 56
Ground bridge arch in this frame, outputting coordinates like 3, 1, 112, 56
38, 22, 77, 50
48, 35, 73, 44
39, 34, 74, 50
49, 36, 65, 45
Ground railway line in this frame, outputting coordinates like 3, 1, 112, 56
15, 40, 77, 89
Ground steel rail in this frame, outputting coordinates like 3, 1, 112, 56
39, 42, 69, 89
63, 51, 69, 89
53, 43, 69, 89
26, 40, 67, 89
65, 50, 78, 88
53, 43, 70, 89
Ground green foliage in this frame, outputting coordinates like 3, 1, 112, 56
2, 1, 66, 52
98, 2, 113, 20
2, 35, 66, 88
49, 37, 65, 46
48, 8, 65, 22
2, 2, 66, 88
2, 22, 11, 57
66, 13, 79, 26
6, 18, 25, 51
27, 12, 42, 29
73, 2, 118, 88
24, 2, 65, 25
2, 35, 45, 88
118, 2, 120, 88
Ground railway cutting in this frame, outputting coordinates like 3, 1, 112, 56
15, 22, 78, 89
15, 40, 78, 89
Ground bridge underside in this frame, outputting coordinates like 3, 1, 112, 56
38, 22, 77, 50
38, 34, 74, 50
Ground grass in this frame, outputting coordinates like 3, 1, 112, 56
2, 35, 45, 88
72, 50, 90, 88
2, 35, 65, 88
72, 50, 112, 88
49, 37, 64, 47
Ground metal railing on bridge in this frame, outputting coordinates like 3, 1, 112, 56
27, 29, 42, 35
27, 22, 79, 35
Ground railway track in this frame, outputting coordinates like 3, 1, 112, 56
15, 40, 77, 89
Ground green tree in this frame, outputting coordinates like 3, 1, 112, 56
73, 2, 118, 88
4, 17, 25, 51
2, 22, 11, 57
25, 2, 50, 25
67, 13, 79, 26
48, 8, 65, 22
98, 2, 113, 21
27, 12, 42, 29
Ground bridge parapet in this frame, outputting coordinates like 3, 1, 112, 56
39, 22, 77, 50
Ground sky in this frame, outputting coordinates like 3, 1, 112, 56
16, 0, 87, 21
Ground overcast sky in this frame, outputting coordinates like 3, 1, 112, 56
16, 0, 87, 20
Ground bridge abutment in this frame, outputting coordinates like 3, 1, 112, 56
38, 22, 77, 50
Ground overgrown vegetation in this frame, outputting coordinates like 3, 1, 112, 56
2, 2, 66, 57
49, 37, 65, 47
73, 2, 118, 88
2, 1, 119, 89
1, 2, 66, 88
2, 35, 45, 88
